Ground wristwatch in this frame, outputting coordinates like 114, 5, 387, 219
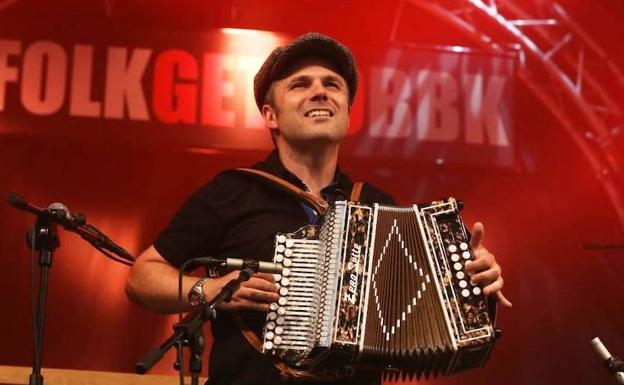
188, 277, 208, 308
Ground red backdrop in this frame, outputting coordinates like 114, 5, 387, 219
1, 1, 623, 384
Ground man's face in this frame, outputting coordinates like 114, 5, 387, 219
262, 59, 350, 149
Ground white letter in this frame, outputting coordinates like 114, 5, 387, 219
416, 70, 459, 142
0, 39, 21, 111
368, 66, 413, 138
70, 44, 101, 117
464, 74, 509, 146
21, 41, 67, 115
105, 47, 151, 120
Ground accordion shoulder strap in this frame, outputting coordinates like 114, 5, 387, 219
350, 182, 363, 202
235, 168, 329, 215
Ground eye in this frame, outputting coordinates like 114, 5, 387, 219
290, 81, 307, 89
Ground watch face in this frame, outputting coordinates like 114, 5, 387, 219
189, 290, 203, 307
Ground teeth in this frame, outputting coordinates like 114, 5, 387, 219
306, 109, 331, 117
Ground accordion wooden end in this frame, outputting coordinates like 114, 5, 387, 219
261, 198, 501, 379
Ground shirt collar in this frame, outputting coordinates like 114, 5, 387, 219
253, 150, 353, 203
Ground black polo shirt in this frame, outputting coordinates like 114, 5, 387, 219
154, 151, 394, 385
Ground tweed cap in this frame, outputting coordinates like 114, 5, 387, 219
254, 32, 358, 110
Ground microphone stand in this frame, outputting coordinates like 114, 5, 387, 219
136, 266, 257, 385
7, 193, 135, 385
27, 212, 59, 385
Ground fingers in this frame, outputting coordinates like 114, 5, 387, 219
216, 271, 279, 312
496, 291, 513, 307
469, 222, 484, 250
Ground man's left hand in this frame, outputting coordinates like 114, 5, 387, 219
464, 222, 512, 307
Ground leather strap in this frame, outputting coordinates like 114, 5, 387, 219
235, 168, 329, 215
350, 182, 363, 202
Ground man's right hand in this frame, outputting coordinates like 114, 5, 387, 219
212, 271, 280, 312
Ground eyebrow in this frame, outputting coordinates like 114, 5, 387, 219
286, 74, 346, 86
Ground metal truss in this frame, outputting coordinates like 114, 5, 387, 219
392, 0, 624, 229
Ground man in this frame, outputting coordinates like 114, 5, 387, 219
125, 32, 511, 385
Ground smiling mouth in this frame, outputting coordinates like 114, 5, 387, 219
304, 109, 333, 118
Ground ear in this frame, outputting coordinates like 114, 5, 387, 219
261, 104, 279, 130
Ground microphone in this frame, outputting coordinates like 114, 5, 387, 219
591, 337, 624, 384
195, 257, 283, 274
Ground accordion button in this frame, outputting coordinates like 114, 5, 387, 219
460, 242, 469, 251
278, 297, 288, 306
459, 280, 468, 288
277, 235, 287, 243
276, 317, 285, 325
456, 271, 465, 279
276, 245, 285, 253
273, 274, 281, 281
283, 259, 292, 267
264, 341, 274, 350
284, 249, 293, 257
453, 262, 463, 271
472, 287, 482, 295
451, 254, 460, 262
279, 287, 289, 296
462, 251, 471, 259
286, 239, 295, 248
275, 254, 284, 263
265, 331, 275, 340
267, 321, 276, 330
274, 336, 283, 345
282, 268, 291, 276
275, 326, 284, 334
268, 312, 277, 321
270, 303, 278, 311
277, 307, 286, 316
281, 278, 290, 286
461, 289, 470, 298
448, 245, 458, 253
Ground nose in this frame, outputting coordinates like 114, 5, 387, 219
310, 80, 328, 102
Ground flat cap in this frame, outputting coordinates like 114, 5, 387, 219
254, 32, 358, 111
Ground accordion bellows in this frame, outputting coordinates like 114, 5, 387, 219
262, 198, 499, 379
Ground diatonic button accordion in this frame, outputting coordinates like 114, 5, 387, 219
261, 198, 500, 379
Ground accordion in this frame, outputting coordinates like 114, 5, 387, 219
261, 198, 500, 379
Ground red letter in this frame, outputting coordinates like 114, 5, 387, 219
153, 50, 198, 124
